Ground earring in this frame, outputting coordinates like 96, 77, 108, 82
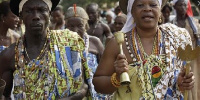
132, 19, 135, 24
158, 17, 162, 23
2, 20, 4, 23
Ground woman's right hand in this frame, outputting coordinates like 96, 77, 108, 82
114, 54, 129, 81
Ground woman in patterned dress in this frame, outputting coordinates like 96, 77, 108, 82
93, 0, 195, 99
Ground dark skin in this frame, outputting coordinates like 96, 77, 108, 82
93, 0, 194, 94
0, 4, 19, 98
0, 10, 19, 46
0, 0, 88, 99
86, 4, 113, 43
106, 15, 112, 25
114, 16, 127, 32
66, 17, 104, 63
174, 0, 187, 28
50, 9, 65, 30
162, 6, 171, 23
109, 23, 115, 34
114, 6, 122, 16
174, 0, 200, 41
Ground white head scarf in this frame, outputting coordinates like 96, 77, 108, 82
121, 0, 162, 33
19, 0, 52, 13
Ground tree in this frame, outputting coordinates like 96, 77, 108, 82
60, 0, 118, 12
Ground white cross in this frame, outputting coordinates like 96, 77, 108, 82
198, 1, 200, 6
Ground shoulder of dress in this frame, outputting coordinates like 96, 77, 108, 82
159, 23, 192, 47
159, 23, 190, 38
50, 29, 85, 51
50, 29, 80, 39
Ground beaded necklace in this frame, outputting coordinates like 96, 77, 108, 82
127, 28, 163, 62
124, 27, 165, 99
14, 32, 51, 99
24, 34, 49, 62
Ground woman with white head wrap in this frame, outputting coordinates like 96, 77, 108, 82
93, 0, 194, 100
121, 0, 162, 33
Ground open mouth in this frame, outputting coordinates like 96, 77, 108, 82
142, 15, 154, 21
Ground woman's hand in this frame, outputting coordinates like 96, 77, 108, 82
114, 54, 129, 80
177, 68, 195, 91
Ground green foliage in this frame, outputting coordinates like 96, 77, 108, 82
60, 0, 119, 12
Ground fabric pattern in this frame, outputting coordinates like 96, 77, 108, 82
13, 29, 91, 99
113, 23, 192, 100
84, 35, 112, 100
0, 46, 6, 53
171, 17, 200, 45
87, 53, 98, 74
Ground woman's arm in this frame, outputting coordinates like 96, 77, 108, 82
93, 38, 129, 94
0, 44, 15, 98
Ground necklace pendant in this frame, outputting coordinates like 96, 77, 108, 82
19, 57, 25, 67
151, 66, 162, 87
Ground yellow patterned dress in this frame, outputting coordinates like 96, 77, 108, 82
13, 29, 91, 99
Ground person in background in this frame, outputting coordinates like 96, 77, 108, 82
114, 14, 127, 33
15, 18, 25, 36
93, 0, 195, 99
162, 2, 172, 23
114, 6, 122, 16
106, 10, 116, 34
0, 1, 20, 50
50, 5, 65, 30
106, 10, 115, 25
65, 6, 112, 100
86, 3, 113, 45
172, 0, 200, 99
0, 1, 20, 99
105, 14, 127, 44
0, 0, 91, 99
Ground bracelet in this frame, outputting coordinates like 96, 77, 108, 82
111, 73, 120, 88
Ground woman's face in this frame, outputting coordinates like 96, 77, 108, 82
132, 0, 161, 29
3, 11, 19, 29
66, 17, 86, 38
162, 7, 171, 22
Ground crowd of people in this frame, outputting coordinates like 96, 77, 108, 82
0, 0, 199, 100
